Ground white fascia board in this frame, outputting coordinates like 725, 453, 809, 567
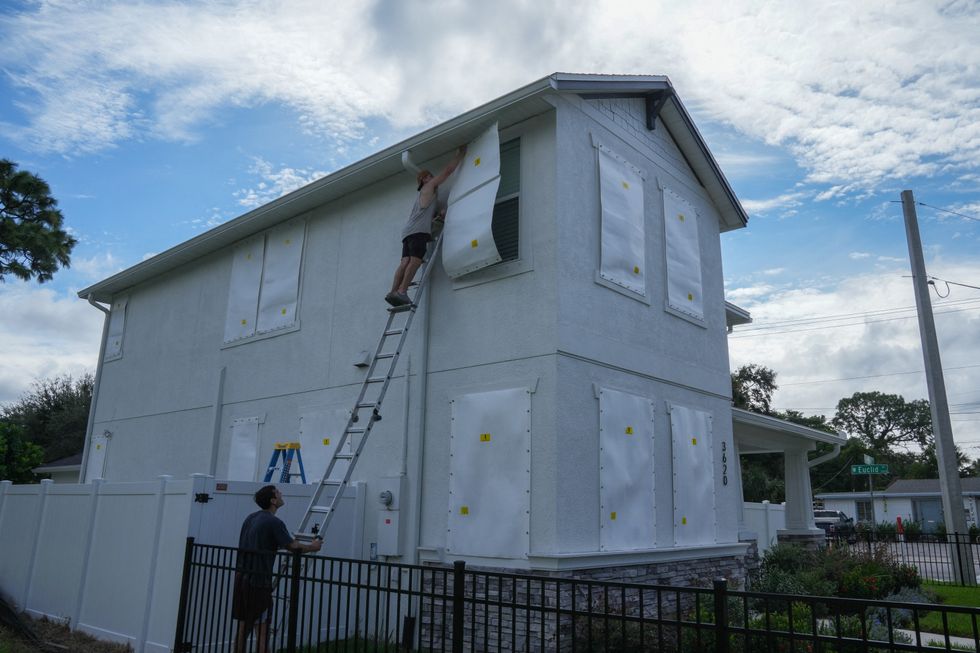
725, 301, 752, 328
732, 407, 846, 446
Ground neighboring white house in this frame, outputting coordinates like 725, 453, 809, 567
817, 478, 980, 532
74, 73, 842, 581
31, 453, 82, 483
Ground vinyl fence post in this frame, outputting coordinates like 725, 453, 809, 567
173, 537, 195, 653
713, 578, 730, 653
287, 550, 302, 653
452, 560, 466, 653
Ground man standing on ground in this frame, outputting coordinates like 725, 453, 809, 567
232, 485, 321, 653
385, 145, 467, 307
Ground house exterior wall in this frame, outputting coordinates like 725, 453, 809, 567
85, 95, 742, 566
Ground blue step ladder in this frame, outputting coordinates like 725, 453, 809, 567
263, 442, 307, 484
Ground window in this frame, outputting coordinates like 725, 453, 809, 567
491, 139, 520, 263
663, 186, 704, 322
103, 296, 129, 362
856, 500, 874, 523
223, 219, 306, 344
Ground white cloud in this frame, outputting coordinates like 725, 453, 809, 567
761, 268, 785, 276
728, 260, 980, 449
71, 251, 125, 281
1, 1, 977, 200
234, 157, 327, 210
849, 252, 872, 260
0, 283, 103, 405
741, 192, 807, 215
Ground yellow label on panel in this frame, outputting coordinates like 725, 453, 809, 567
474, 157, 481, 166
682, 517, 687, 525
281, 308, 287, 315
285, 238, 291, 245
688, 293, 694, 301
692, 437, 697, 446
678, 213, 685, 222
625, 426, 634, 435
96, 444, 102, 450
633, 265, 640, 274
460, 506, 469, 515
622, 181, 629, 190
480, 433, 491, 442
241, 319, 247, 326
610, 511, 617, 520
323, 438, 330, 446
471, 239, 478, 248
246, 253, 252, 260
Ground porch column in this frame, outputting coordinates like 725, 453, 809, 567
778, 447, 825, 548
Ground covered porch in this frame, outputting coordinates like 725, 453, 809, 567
732, 407, 846, 548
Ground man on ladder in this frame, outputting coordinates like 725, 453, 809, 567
385, 144, 466, 306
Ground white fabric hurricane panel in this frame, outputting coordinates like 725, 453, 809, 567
299, 407, 353, 482
597, 146, 646, 295
224, 235, 265, 342
669, 404, 716, 546
442, 178, 502, 277
448, 123, 501, 205
103, 296, 128, 361
86, 432, 110, 480
663, 187, 704, 320
598, 388, 656, 551
257, 220, 305, 333
443, 123, 503, 277
447, 387, 531, 558
228, 417, 262, 481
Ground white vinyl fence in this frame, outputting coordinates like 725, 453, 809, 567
0, 475, 363, 653
743, 500, 786, 554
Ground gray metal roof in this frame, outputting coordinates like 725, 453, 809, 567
816, 477, 980, 499
78, 72, 749, 302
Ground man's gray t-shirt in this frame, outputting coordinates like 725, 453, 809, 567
237, 510, 293, 587
401, 193, 438, 240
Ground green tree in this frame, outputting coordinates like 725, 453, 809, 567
0, 422, 44, 483
732, 364, 778, 415
2, 373, 93, 463
832, 391, 933, 455
0, 159, 76, 283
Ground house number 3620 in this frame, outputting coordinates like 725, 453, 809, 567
721, 441, 728, 486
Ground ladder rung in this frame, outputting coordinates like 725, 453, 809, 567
366, 376, 386, 383
309, 506, 332, 514
376, 352, 396, 360
295, 532, 321, 542
387, 304, 414, 313
347, 427, 366, 434
356, 402, 378, 409
334, 453, 354, 460
383, 328, 404, 337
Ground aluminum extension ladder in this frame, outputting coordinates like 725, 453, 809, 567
295, 233, 443, 541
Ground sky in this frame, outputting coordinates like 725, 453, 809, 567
1, 0, 978, 459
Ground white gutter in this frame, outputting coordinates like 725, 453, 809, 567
808, 441, 842, 468
78, 295, 111, 482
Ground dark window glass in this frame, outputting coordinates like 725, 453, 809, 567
492, 139, 520, 263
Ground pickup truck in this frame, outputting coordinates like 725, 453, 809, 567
814, 509, 853, 536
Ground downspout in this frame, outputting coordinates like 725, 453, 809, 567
807, 439, 844, 469
78, 295, 111, 483
402, 147, 430, 565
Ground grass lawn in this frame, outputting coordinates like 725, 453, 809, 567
919, 583, 980, 639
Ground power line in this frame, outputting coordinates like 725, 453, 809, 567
917, 201, 980, 223
778, 363, 980, 387
733, 297, 980, 332
930, 276, 980, 293
729, 304, 980, 338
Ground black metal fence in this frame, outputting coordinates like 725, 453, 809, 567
828, 531, 980, 586
175, 538, 980, 652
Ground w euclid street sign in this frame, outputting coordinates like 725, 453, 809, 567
851, 464, 889, 475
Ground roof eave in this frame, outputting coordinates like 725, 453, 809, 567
732, 407, 846, 445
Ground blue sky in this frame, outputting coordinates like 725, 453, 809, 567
1, 0, 979, 455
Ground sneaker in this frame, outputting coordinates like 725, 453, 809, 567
384, 292, 400, 307
394, 292, 412, 306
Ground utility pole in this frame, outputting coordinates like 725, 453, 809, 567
901, 190, 975, 585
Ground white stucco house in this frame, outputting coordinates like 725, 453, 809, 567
75, 73, 842, 583
817, 478, 980, 532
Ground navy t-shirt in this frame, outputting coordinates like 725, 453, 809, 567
237, 510, 293, 587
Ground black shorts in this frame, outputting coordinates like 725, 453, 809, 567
402, 232, 430, 259
231, 572, 273, 624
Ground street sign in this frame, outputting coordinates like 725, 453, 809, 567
851, 464, 889, 475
